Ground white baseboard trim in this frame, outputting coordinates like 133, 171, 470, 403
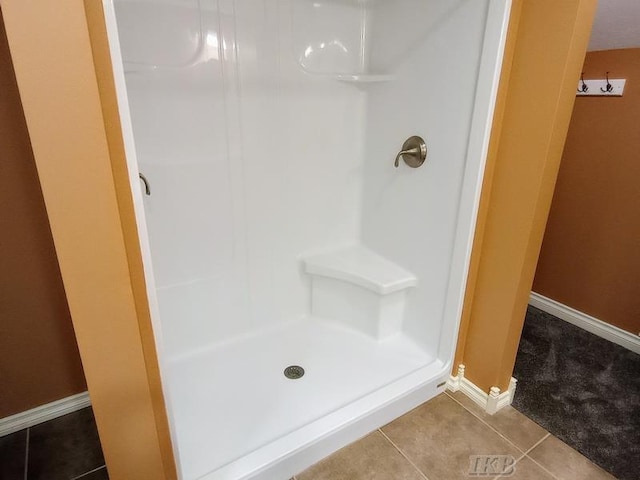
529, 292, 640, 355
0, 391, 91, 437
447, 364, 517, 415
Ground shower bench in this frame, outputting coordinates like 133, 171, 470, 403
302, 245, 417, 340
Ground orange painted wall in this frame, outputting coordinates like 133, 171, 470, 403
533, 48, 640, 335
454, 0, 523, 378
1, 1, 175, 478
0, 9, 86, 418
455, 0, 597, 392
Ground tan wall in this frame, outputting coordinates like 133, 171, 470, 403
455, 0, 597, 392
0, 9, 86, 418
1, 1, 175, 478
533, 49, 640, 335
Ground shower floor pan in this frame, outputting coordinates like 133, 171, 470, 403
165, 317, 446, 480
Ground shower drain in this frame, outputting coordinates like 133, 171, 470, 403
284, 365, 305, 379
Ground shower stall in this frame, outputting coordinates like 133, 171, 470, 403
103, 0, 510, 478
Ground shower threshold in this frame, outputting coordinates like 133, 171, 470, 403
165, 317, 444, 480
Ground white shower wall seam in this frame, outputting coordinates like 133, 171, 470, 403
103, 0, 511, 480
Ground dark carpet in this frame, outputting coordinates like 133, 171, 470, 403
512, 306, 640, 480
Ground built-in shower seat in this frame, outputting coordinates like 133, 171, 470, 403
302, 246, 417, 340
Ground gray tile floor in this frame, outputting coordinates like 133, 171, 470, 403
0, 408, 107, 480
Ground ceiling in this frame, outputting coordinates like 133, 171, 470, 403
588, 0, 640, 51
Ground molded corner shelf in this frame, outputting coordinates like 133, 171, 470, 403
303, 71, 395, 85
302, 245, 416, 295
333, 73, 395, 84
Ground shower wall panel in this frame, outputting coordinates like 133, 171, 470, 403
361, 0, 492, 353
118, 0, 365, 359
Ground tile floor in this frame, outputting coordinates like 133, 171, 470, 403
294, 391, 616, 480
0, 407, 107, 480
0, 393, 616, 480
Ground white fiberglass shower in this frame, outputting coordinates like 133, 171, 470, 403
104, 0, 510, 478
